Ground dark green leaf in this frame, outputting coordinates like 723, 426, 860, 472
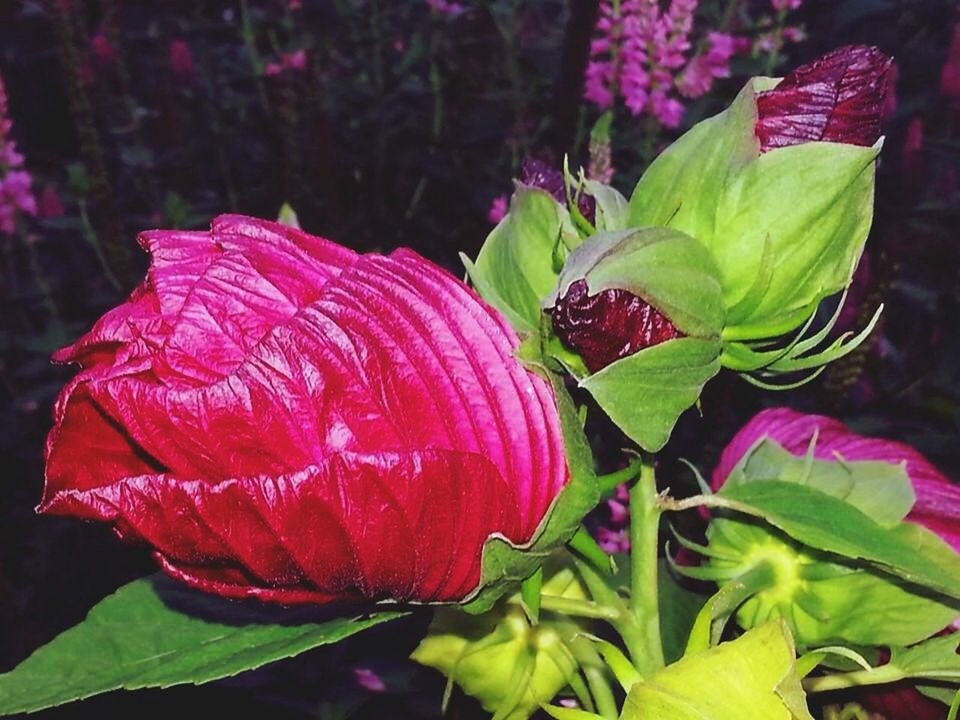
0, 575, 405, 715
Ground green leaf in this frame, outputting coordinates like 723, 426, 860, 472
657, 561, 709, 663
889, 635, 960, 683
0, 575, 405, 715
580, 338, 721, 452
463, 371, 600, 613
467, 187, 579, 333
620, 621, 814, 720
725, 438, 916, 527
715, 481, 960, 600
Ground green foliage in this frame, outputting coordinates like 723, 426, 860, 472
413, 566, 599, 720
465, 187, 579, 334
723, 438, 916, 527
714, 481, 960, 600
0, 575, 405, 715
580, 338, 721, 451
707, 517, 959, 645
627, 77, 879, 344
620, 621, 814, 720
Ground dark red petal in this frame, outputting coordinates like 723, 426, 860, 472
520, 159, 596, 224
549, 279, 682, 373
755, 45, 893, 151
41, 450, 521, 603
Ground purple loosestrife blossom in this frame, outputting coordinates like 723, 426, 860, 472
585, 0, 741, 127
0, 75, 37, 235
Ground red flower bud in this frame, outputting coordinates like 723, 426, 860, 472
755, 45, 893, 152
549, 279, 681, 373
520, 159, 596, 224
41, 215, 568, 604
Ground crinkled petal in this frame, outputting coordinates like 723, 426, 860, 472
756, 45, 892, 151
41, 450, 521, 603
44, 224, 569, 603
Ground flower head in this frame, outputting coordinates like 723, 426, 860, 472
42, 215, 569, 604
755, 45, 893, 152
713, 407, 960, 551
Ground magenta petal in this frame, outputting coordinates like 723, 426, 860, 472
713, 407, 960, 551
42, 450, 521, 603
755, 45, 893, 151
43, 217, 568, 603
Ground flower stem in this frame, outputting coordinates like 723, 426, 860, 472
627, 452, 665, 676
802, 666, 903, 694
535, 595, 623, 622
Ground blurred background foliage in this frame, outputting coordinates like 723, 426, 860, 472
0, 0, 958, 717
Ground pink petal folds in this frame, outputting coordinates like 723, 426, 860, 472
755, 45, 893, 152
712, 407, 960, 552
42, 215, 569, 604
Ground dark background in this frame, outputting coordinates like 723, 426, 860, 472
1, 1, 958, 717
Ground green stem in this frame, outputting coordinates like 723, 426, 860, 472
802, 666, 903, 694
628, 452, 665, 676
584, 665, 619, 720
535, 595, 623, 622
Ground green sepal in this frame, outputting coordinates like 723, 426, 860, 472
579, 337, 721, 452
462, 370, 599, 613
628, 76, 881, 343
546, 227, 725, 340
466, 186, 580, 334
584, 180, 629, 233
543, 227, 725, 452
711, 481, 960, 601
705, 516, 960, 646
0, 575, 405, 715
620, 621, 815, 720
724, 438, 916, 527
412, 566, 598, 720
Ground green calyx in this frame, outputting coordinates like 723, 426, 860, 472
542, 227, 725, 452
686, 439, 960, 646
463, 185, 580, 335
626, 77, 882, 382
412, 565, 605, 720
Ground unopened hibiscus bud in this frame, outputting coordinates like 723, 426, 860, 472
543, 227, 724, 451
628, 45, 891, 364
697, 407, 960, 645
521, 159, 596, 225
755, 45, 892, 151
413, 566, 597, 720
41, 215, 576, 605
549, 279, 682, 373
